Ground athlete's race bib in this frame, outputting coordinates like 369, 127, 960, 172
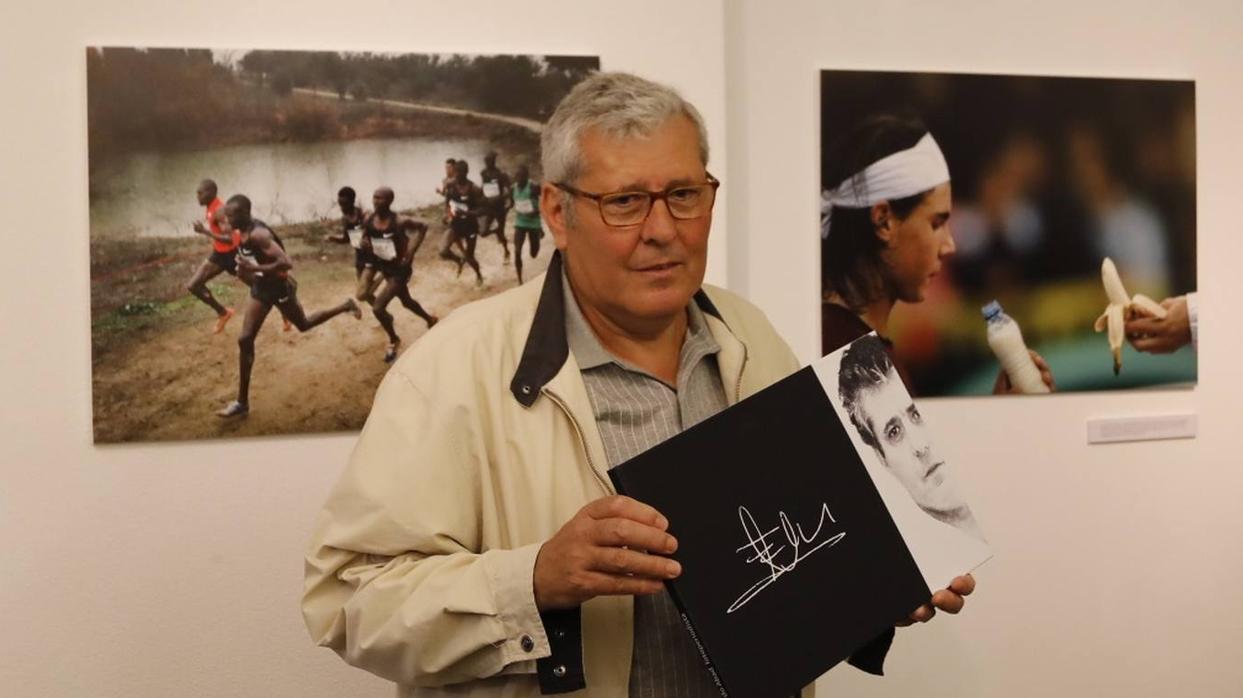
450, 200, 469, 215
371, 237, 397, 261
514, 199, 535, 215
347, 228, 364, 249
482, 181, 501, 198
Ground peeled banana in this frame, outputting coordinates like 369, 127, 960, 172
1093, 257, 1168, 375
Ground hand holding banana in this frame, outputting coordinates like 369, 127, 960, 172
1093, 257, 1167, 375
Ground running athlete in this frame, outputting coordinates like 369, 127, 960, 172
434, 158, 456, 197
217, 194, 361, 418
323, 186, 383, 303
186, 179, 239, 333
508, 164, 543, 284
440, 159, 485, 286
478, 151, 512, 261
362, 187, 439, 363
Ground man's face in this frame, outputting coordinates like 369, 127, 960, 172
224, 201, 250, 232
338, 194, 355, 212
444, 161, 455, 177
857, 368, 963, 516
454, 162, 468, 181
196, 184, 216, 206
543, 114, 710, 327
373, 189, 393, 213
516, 167, 529, 185
878, 182, 955, 303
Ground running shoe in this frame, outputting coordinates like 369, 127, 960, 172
213, 307, 236, 334
383, 342, 400, 363
216, 400, 249, 418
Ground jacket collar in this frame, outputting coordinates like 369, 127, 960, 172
509, 250, 724, 407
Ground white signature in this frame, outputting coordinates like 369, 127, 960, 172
726, 502, 845, 614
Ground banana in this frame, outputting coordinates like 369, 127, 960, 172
1093, 257, 1168, 375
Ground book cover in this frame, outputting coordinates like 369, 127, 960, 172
608, 333, 992, 698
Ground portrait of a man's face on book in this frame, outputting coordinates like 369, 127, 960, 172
610, 332, 992, 698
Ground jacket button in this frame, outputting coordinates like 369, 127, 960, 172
553, 629, 565, 639
552, 665, 567, 678
521, 384, 532, 395
520, 635, 534, 652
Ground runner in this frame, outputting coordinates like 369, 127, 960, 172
362, 187, 439, 363
217, 194, 361, 418
440, 159, 486, 286
323, 186, 383, 304
478, 151, 512, 262
508, 164, 543, 284
434, 158, 456, 197
186, 179, 239, 333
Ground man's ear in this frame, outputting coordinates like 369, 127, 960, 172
871, 202, 894, 244
541, 184, 570, 251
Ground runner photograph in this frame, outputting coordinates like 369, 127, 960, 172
88, 47, 598, 443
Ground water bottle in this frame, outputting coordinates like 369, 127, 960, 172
982, 300, 1049, 394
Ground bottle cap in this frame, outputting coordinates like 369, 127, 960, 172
981, 300, 1003, 320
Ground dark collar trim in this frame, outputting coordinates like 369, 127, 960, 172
509, 250, 725, 407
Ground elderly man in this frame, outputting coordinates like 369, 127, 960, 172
303, 72, 973, 697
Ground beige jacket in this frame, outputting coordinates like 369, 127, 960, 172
303, 256, 813, 697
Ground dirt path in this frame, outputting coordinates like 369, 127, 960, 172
293, 88, 544, 133
91, 228, 551, 444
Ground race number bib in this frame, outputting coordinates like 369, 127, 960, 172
482, 181, 501, 198
514, 199, 535, 215
450, 199, 469, 215
346, 228, 364, 249
371, 237, 397, 261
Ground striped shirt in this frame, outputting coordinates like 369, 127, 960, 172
562, 272, 728, 697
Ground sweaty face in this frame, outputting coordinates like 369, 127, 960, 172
546, 114, 710, 329
858, 368, 963, 517
373, 191, 393, 213
879, 182, 955, 303
196, 185, 216, 206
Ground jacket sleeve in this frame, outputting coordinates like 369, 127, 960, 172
302, 368, 552, 687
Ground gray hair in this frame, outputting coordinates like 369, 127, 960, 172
541, 72, 710, 186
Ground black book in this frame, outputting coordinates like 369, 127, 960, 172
608, 333, 992, 698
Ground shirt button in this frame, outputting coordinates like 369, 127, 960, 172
552, 665, 567, 678
554, 629, 565, 639
520, 635, 534, 652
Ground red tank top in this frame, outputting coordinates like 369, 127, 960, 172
206, 198, 238, 253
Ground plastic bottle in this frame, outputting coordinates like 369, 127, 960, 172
982, 300, 1050, 394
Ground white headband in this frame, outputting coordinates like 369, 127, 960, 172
821, 133, 950, 239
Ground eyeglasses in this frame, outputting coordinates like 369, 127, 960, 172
554, 174, 720, 227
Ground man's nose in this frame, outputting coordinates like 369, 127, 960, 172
640, 197, 679, 244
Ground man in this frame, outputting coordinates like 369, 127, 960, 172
323, 186, 383, 304
186, 179, 239, 333
362, 187, 439, 362
839, 334, 985, 540
303, 73, 973, 697
216, 195, 360, 418
509, 164, 543, 284
439, 159, 486, 286
479, 150, 513, 262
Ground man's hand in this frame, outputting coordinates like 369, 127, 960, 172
192, 220, 209, 236
992, 350, 1055, 394
897, 574, 975, 626
533, 495, 680, 611
1126, 296, 1192, 354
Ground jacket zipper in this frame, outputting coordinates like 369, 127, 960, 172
542, 389, 612, 495
733, 342, 750, 404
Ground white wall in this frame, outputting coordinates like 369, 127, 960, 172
725, 1, 1243, 696
0, 2, 727, 696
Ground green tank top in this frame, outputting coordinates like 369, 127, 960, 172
512, 181, 541, 229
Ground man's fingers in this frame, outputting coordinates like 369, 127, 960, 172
948, 574, 975, 596
930, 589, 965, 614
584, 495, 668, 530
592, 517, 677, 554
1125, 317, 1163, 336
590, 546, 681, 579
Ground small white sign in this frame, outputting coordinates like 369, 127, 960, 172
1086, 413, 1197, 444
